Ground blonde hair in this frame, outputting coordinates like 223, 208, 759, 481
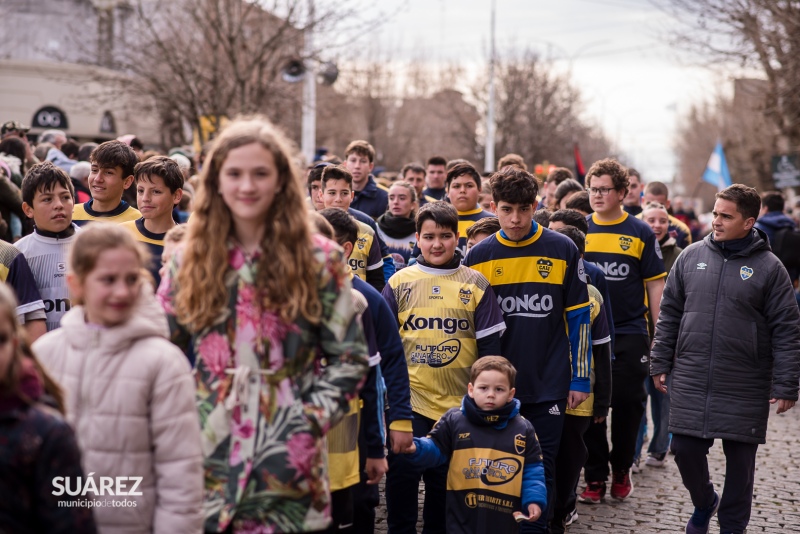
164, 224, 187, 244
68, 223, 150, 305
174, 117, 321, 331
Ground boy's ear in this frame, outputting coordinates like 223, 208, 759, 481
123, 175, 135, 190
172, 188, 183, 206
490, 201, 497, 212
21, 202, 35, 220
467, 382, 475, 398
342, 241, 354, 260
508, 387, 516, 401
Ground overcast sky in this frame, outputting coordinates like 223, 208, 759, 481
350, 0, 727, 181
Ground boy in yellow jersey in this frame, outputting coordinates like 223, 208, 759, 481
446, 162, 496, 258
72, 140, 141, 226
382, 201, 506, 534
120, 156, 183, 288
320, 165, 385, 291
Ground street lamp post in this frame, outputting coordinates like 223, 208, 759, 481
484, 0, 496, 173
301, 0, 316, 165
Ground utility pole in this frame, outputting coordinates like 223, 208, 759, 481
484, 0, 496, 173
301, 0, 316, 165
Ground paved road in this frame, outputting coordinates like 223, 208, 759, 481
373, 404, 800, 533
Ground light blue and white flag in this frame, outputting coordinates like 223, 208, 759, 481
702, 141, 732, 190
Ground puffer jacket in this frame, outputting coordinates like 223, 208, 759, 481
34, 287, 204, 533
651, 229, 800, 444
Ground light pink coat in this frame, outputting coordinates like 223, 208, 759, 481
34, 288, 203, 534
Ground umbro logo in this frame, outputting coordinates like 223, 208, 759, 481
697, 262, 707, 270
548, 404, 560, 416
640, 355, 648, 364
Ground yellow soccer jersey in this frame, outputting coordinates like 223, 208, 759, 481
349, 221, 384, 281
327, 397, 362, 491
73, 200, 141, 227
383, 263, 505, 420
567, 284, 611, 417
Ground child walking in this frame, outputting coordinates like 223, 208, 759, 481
34, 223, 203, 534
404, 356, 547, 534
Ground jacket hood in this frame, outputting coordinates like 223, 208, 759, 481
755, 211, 796, 231
60, 283, 170, 353
705, 227, 770, 258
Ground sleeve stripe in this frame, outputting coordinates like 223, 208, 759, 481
368, 352, 382, 367
565, 301, 591, 313
592, 335, 612, 346
643, 273, 667, 282
16, 300, 45, 315
366, 259, 385, 270
475, 321, 507, 339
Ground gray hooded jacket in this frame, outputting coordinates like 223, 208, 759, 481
651, 228, 800, 444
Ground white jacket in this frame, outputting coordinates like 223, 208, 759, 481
34, 287, 203, 534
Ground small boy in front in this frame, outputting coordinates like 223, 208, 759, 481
404, 356, 547, 534
17, 161, 79, 331
72, 140, 141, 226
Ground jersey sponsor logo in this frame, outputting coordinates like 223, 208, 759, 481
348, 258, 366, 271
43, 298, 71, 313
432, 286, 441, 294
403, 314, 471, 334
654, 239, 663, 260
57, 262, 66, 272
463, 457, 521, 486
458, 432, 471, 440
514, 434, 526, 455
356, 236, 367, 250
548, 404, 560, 415
459, 288, 473, 305
536, 258, 553, 279
593, 261, 630, 281
740, 266, 753, 280
577, 258, 587, 283
497, 294, 554, 317
619, 236, 633, 251
465, 492, 478, 508
495, 266, 504, 277
410, 339, 461, 367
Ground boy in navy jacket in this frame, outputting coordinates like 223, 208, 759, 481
404, 356, 546, 534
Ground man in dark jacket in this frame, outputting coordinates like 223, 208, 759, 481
651, 184, 800, 534
754, 190, 796, 246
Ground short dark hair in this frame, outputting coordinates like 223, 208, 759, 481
546, 167, 573, 185
497, 153, 527, 171
760, 191, 785, 213
400, 162, 426, 178
550, 209, 589, 234
318, 208, 359, 247
344, 140, 375, 163
565, 191, 592, 214
320, 165, 353, 188
717, 184, 761, 221
554, 226, 586, 255
307, 162, 329, 186
466, 217, 501, 239
90, 140, 139, 178
533, 208, 552, 228
416, 201, 458, 234
427, 156, 447, 167
0, 137, 26, 163
470, 356, 516, 388
446, 162, 481, 190
77, 142, 98, 162
61, 140, 79, 160
446, 158, 470, 171
22, 161, 75, 206
627, 167, 642, 182
308, 211, 335, 240
586, 158, 629, 194
554, 178, 585, 207
134, 156, 184, 193
644, 181, 669, 198
490, 167, 539, 206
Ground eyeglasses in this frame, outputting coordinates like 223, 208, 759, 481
587, 187, 616, 197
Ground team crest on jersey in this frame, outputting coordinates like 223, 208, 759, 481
740, 266, 754, 280
514, 433, 526, 455
619, 236, 633, 251
495, 267, 504, 277
459, 288, 473, 305
356, 236, 367, 250
536, 258, 553, 279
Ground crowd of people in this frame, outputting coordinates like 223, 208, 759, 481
0, 115, 799, 534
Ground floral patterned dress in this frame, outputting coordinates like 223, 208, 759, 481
158, 235, 368, 533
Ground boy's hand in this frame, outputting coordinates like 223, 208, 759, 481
653, 373, 668, 394
365, 458, 388, 484
513, 504, 541, 523
402, 441, 417, 454
770, 398, 796, 414
390, 430, 413, 454
567, 390, 588, 409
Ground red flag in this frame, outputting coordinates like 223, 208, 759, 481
574, 143, 586, 185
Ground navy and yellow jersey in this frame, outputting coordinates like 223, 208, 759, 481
0, 241, 45, 322
410, 403, 546, 534
567, 284, 611, 417
349, 220, 383, 281
73, 199, 141, 227
584, 212, 666, 335
381, 263, 506, 420
457, 208, 496, 258
464, 223, 592, 404
120, 218, 167, 288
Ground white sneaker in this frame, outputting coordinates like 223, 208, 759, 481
631, 457, 642, 473
565, 508, 578, 526
645, 453, 666, 467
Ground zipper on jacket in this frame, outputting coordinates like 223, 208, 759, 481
704, 257, 728, 436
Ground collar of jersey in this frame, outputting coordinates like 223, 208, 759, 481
497, 222, 541, 247
591, 211, 628, 226
457, 207, 483, 216
416, 263, 461, 276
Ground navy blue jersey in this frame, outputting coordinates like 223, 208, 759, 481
464, 224, 591, 404
584, 212, 666, 335
120, 218, 166, 288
